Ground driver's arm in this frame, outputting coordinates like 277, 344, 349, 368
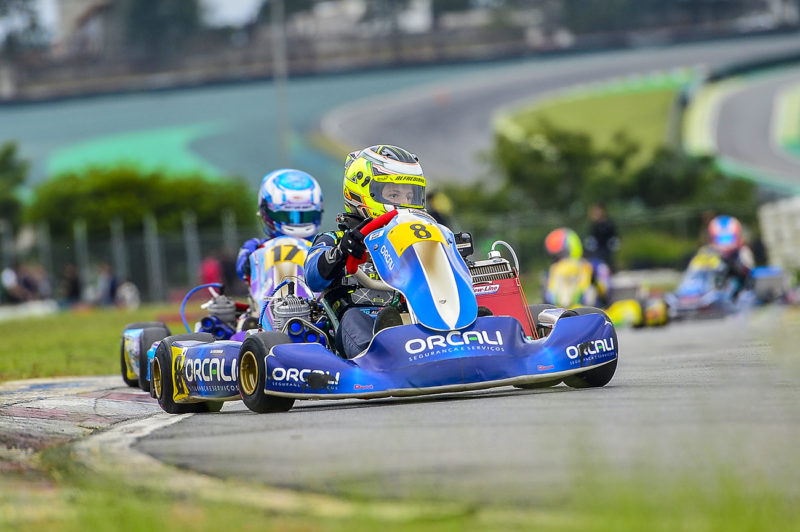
305, 232, 345, 292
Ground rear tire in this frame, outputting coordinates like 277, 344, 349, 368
120, 321, 170, 388
515, 378, 562, 390
120, 337, 138, 388
137, 324, 171, 391
529, 303, 557, 338
238, 332, 295, 413
558, 307, 618, 389
153, 333, 216, 414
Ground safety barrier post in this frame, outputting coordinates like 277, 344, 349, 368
144, 214, 165, 302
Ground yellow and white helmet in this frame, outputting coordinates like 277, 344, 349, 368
343, 145, 426, 218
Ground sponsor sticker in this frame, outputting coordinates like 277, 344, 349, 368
405, 330, 505, 361
565, 337, 615, 364
473, 284, 500, 296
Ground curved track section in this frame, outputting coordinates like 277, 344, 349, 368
715, 68, 800, 188
322, 35, 800, 183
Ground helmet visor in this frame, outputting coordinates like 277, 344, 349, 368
370, 180, 425, 209
267, 209, 321, 225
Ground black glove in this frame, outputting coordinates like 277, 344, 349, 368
337, 219, 370, 260
317, 218, 371, 280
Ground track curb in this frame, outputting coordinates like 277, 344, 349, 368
69, 400, 471, 522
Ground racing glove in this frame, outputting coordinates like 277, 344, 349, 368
316, 218, 371, 280
338, 219, 370, 260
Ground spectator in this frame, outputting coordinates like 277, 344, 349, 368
95, 262, 118, 305
59, 263, 82, 306
199, 255, 223, 285
1, 262, 33, 304
584, 202, 620, 272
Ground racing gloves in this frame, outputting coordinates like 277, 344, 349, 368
317, 219, 371, 280
338, 221, 369, 260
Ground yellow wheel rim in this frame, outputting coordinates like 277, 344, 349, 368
240, 351, 259, 396
152, 356, 163, 399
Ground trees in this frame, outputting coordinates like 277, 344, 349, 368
0, 142, 29, 229
24, 166, 253, 238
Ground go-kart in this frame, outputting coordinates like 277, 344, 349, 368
150, 209, 618, 415
119, 236, 312, 392
664, 246, 788, 320
544, 257, 668, 328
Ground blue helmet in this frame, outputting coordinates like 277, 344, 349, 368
258, 169, 323, 239
708, 215, 742, 254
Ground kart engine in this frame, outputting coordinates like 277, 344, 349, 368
270, 294, 312, 333
199, 294, 238, 339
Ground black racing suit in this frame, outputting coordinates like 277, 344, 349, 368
304, 213, 398, 358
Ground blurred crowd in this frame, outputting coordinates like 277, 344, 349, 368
0, 260, 137, 308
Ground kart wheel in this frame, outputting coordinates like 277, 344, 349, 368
558, 307, 618, 389
205, 401, 224, 413
120, 321, 169, 388
529, 304, 557, 338
153, 333, 215, 415
137, 324, 171, 392
238, 332, 295, 414
120, 338, 138, 388
515, 378, 562, 390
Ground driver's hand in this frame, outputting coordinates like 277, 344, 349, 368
337, 218, 371, 259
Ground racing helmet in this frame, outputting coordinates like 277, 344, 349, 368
343, 145, 426, 218
708, 215, 742, 254
258, 169, 323, 239
545, 228, 583, 260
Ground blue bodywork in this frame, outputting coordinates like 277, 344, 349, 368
152, 210, 618, 405
261, 314, 616, 399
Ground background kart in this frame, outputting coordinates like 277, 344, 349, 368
151, 209, 619, 414
119, 236, 311, 392
665, 246, 790, 320
544, 257, 668, 328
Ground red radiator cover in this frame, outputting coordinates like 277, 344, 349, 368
474, 276, 536, 339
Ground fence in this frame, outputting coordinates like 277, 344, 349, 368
0, 212, 260, 304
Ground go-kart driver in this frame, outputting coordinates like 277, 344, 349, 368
305, 145, 426, 359
543, 227, 611, 308
236, 169, 324, 281
706, 215, 754, 299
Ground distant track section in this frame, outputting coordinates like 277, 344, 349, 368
322, 34, 800, 183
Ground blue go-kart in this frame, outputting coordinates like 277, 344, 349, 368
147, 209, 619, 414
119, 235, 312, 395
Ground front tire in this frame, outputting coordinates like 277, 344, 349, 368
238, 332, 295, 413
153, 333, 216, 414
558, 307, 618, 388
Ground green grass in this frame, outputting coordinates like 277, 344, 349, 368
2, 445, 798, 532
0, 305, 189, 382
508, 87, 678, 169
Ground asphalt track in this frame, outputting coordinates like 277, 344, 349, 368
715, 68, 800, 188
130, 37, 800, 503
137, 316, 800, 505
321, 34, 800, 183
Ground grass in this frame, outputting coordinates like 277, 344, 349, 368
1, 443, 798, 532
501, 79, 681, 170
0, 304, 190, 382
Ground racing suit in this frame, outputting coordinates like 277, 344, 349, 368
305, 213, 397, 358
720, 245, 755, 299
236, 237, 268, 281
